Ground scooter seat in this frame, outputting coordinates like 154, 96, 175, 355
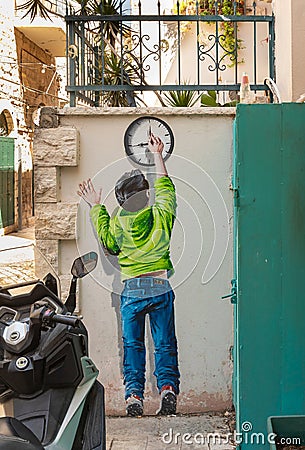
0, 417, 44, 449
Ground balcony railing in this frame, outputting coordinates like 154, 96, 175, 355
65, 0, 275, 107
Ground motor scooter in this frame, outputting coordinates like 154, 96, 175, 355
0, 247, 105, 450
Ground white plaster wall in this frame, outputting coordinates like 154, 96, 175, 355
58, 108, 234, 415
274, 0, 292, 102
292, 0, 305, 101
274, 0, 305, 102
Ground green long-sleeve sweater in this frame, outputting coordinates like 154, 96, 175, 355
90, 176, 176, 280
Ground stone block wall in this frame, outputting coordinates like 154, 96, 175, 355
34, 107, 79, 298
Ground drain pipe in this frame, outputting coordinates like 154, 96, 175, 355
264, 77, 282, 103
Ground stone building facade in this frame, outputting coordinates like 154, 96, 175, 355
0, 1, 63, 233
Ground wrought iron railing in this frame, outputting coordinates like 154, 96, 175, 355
65, 1, 275, 107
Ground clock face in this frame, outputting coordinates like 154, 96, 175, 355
124, 116, 174, 167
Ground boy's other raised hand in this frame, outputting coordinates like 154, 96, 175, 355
77, 178, 102, 207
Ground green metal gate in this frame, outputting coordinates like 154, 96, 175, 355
232, 104, 305, 449
0, 137, 15, 228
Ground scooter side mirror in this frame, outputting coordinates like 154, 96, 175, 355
66, 252, 98, 314
71, 252, 98, 279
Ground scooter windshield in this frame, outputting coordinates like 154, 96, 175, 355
0, 243, 60, 298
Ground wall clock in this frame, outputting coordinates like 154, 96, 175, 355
124, 116, 174, 167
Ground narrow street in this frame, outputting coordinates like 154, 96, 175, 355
0, 227, 35, 286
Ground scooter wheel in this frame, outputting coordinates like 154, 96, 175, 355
72, 380, 106, 450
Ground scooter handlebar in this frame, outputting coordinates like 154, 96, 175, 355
51, 314, 80, 327
32, 303, 81, 328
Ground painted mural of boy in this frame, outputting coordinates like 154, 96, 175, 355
77, 134, 180, 417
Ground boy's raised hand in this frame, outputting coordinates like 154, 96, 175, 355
148, 133, 168, 177
148, 133, 164, 154
77, 179, 102, 207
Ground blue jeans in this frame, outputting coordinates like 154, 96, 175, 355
121, 277, 180, 400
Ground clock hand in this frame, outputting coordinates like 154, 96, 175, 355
131, 142, 149, 147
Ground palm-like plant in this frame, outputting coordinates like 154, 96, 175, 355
99, 52, 139, 106
163, 87, 200, 107
16, 0, 129, 34
76, 0, 131, 48
16, 0, 61, 21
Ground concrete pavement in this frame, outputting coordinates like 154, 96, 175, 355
106, 413, 236, 450
0, 226, 35, 246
